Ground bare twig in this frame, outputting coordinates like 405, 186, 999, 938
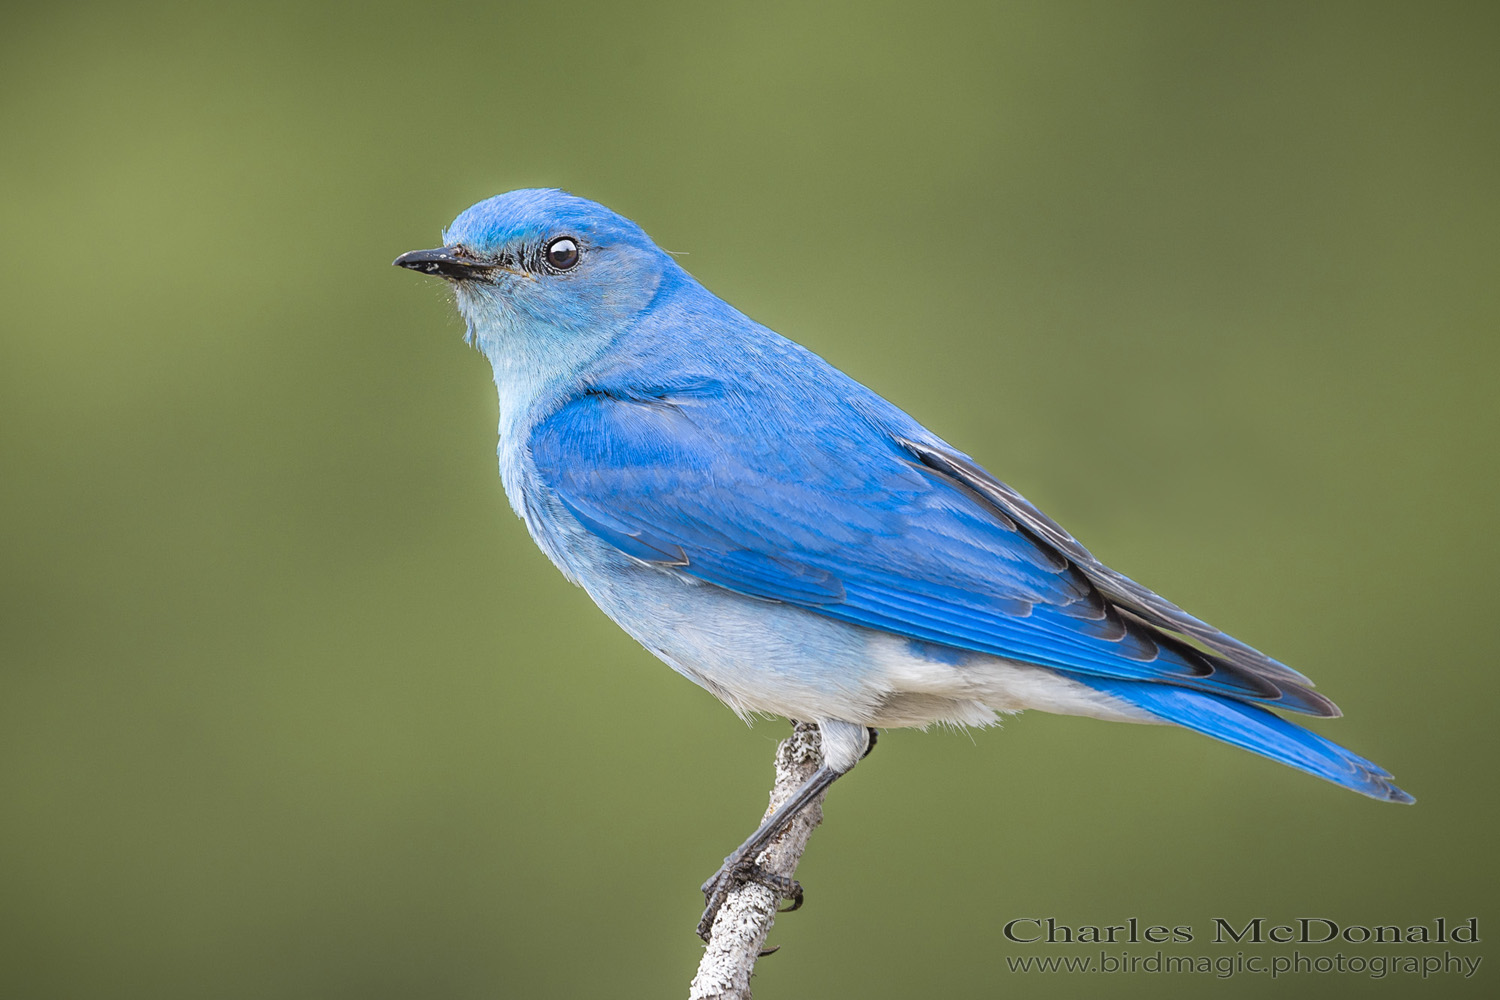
689, 722, 827, 1000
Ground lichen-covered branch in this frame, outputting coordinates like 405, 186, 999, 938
689, 723, 827, 1000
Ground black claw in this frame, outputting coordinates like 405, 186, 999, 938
697, 860, 807, 940
863, 727, 878, 758
698, 874, 733, 941
698, 861, 749, 940
758, 945, 781, 957
746, 863, 803, 912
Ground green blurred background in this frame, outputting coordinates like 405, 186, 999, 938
2, 1, 1496, 997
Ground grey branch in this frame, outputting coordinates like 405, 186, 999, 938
689, 722, 828, 1000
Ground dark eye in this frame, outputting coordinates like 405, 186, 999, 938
545, 236, 580, 271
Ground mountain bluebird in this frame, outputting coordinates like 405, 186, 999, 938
396, 188, 1411, 936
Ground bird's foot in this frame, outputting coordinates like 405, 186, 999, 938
697, 860, 804, 940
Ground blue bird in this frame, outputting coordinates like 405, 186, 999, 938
395, 189, 1411, 936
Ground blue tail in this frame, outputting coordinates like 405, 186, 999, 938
1081, 678, 1414, 803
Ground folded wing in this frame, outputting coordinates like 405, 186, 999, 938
530, 385, 1337, 718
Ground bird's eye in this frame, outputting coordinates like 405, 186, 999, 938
544, 237, 580, 271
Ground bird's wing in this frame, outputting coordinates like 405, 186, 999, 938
528, 386, 1334, 716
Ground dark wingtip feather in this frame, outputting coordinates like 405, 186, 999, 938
1265, 678, 1342, 719
899, 439, 1334, 702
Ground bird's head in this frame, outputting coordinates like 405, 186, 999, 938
395, 188, 672, 351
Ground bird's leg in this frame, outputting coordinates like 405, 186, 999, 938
696, 725, 876, 940
697, 763, 842, 939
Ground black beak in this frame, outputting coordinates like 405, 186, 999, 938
392, 245, 492, 279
